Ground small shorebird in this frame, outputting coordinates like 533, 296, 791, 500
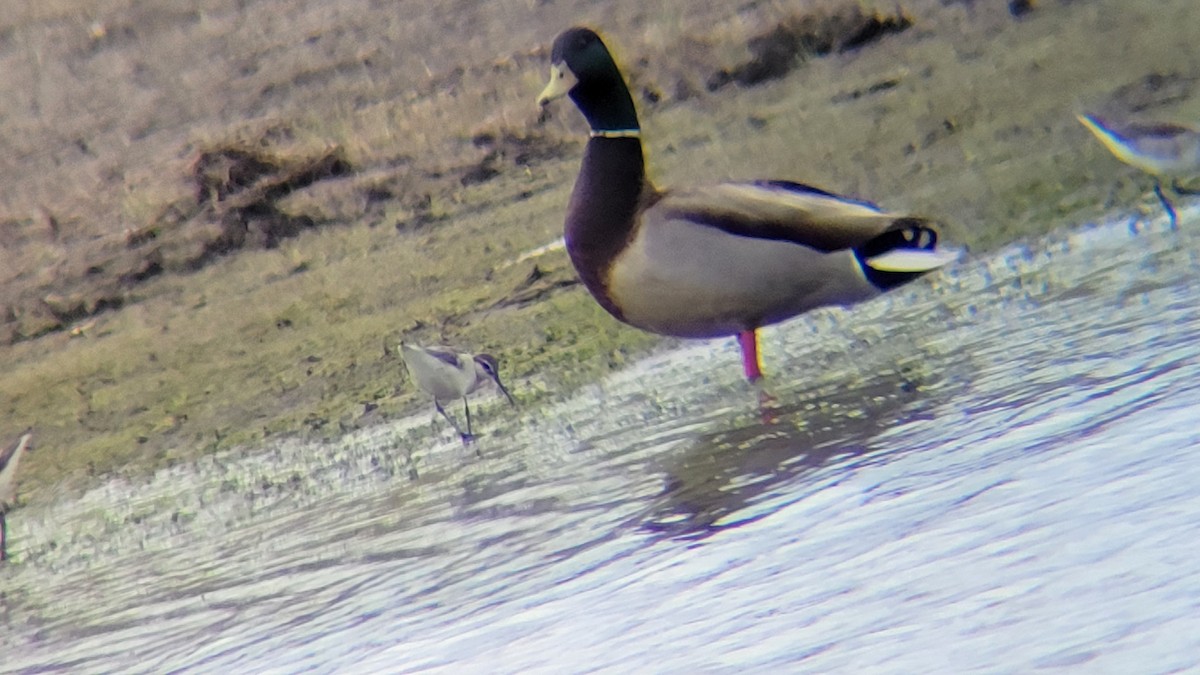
1, 428, 34, 562
400, 343, 515, 443
537, 27, 958, 381
1077, 113, 1200, 228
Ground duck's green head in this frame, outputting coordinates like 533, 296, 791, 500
538, 27, 639, 134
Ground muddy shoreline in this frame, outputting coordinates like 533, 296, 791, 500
2, 0, 1197, 501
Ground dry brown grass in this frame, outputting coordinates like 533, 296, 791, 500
1, 0, 1198, 502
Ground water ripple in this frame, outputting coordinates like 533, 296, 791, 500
2, 212, 1200, 672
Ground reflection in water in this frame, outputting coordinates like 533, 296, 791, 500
2, 210, 1199, 672
645, 375, 927, 539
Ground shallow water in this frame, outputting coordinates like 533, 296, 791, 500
3, 207, 1200, 673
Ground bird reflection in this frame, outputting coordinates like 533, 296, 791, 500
641, 374, 931, 541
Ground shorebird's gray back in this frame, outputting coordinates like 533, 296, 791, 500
400, 344, 478, 401
1079, 114, 1200, 177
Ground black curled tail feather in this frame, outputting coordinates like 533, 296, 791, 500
855, 218, 942, 291
858, 218, 939, 257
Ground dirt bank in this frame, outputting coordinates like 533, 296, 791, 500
1, 0, 1197, 501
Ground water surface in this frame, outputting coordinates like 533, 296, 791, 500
3, 208, 1199, 673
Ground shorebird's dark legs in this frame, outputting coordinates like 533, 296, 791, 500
1, 511, 8, 562
433, 400, 475, 444
1154, 181, 1178, 229
434, 400, 470, 443
460, 398, 477, 447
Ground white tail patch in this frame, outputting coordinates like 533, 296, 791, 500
866, 248, 960, 272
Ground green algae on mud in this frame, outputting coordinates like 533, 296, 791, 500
2, 0, 1199, 503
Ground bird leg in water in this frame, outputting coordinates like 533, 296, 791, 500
1, 512, 8, 562
462, 400, 484, 456
460, 397, 476, 445
434, 400, 472, 443
1153, 180, 1178, 230
737, 329, 764, 381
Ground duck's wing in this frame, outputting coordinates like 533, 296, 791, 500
650, 180, 907, 252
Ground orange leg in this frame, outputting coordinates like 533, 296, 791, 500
737, 329, 764, 381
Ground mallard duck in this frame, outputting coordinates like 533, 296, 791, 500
1, 428, 33, 562
1078, 113, 1200, 228
400, 343, 514, 443
537, 27, 957, 381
